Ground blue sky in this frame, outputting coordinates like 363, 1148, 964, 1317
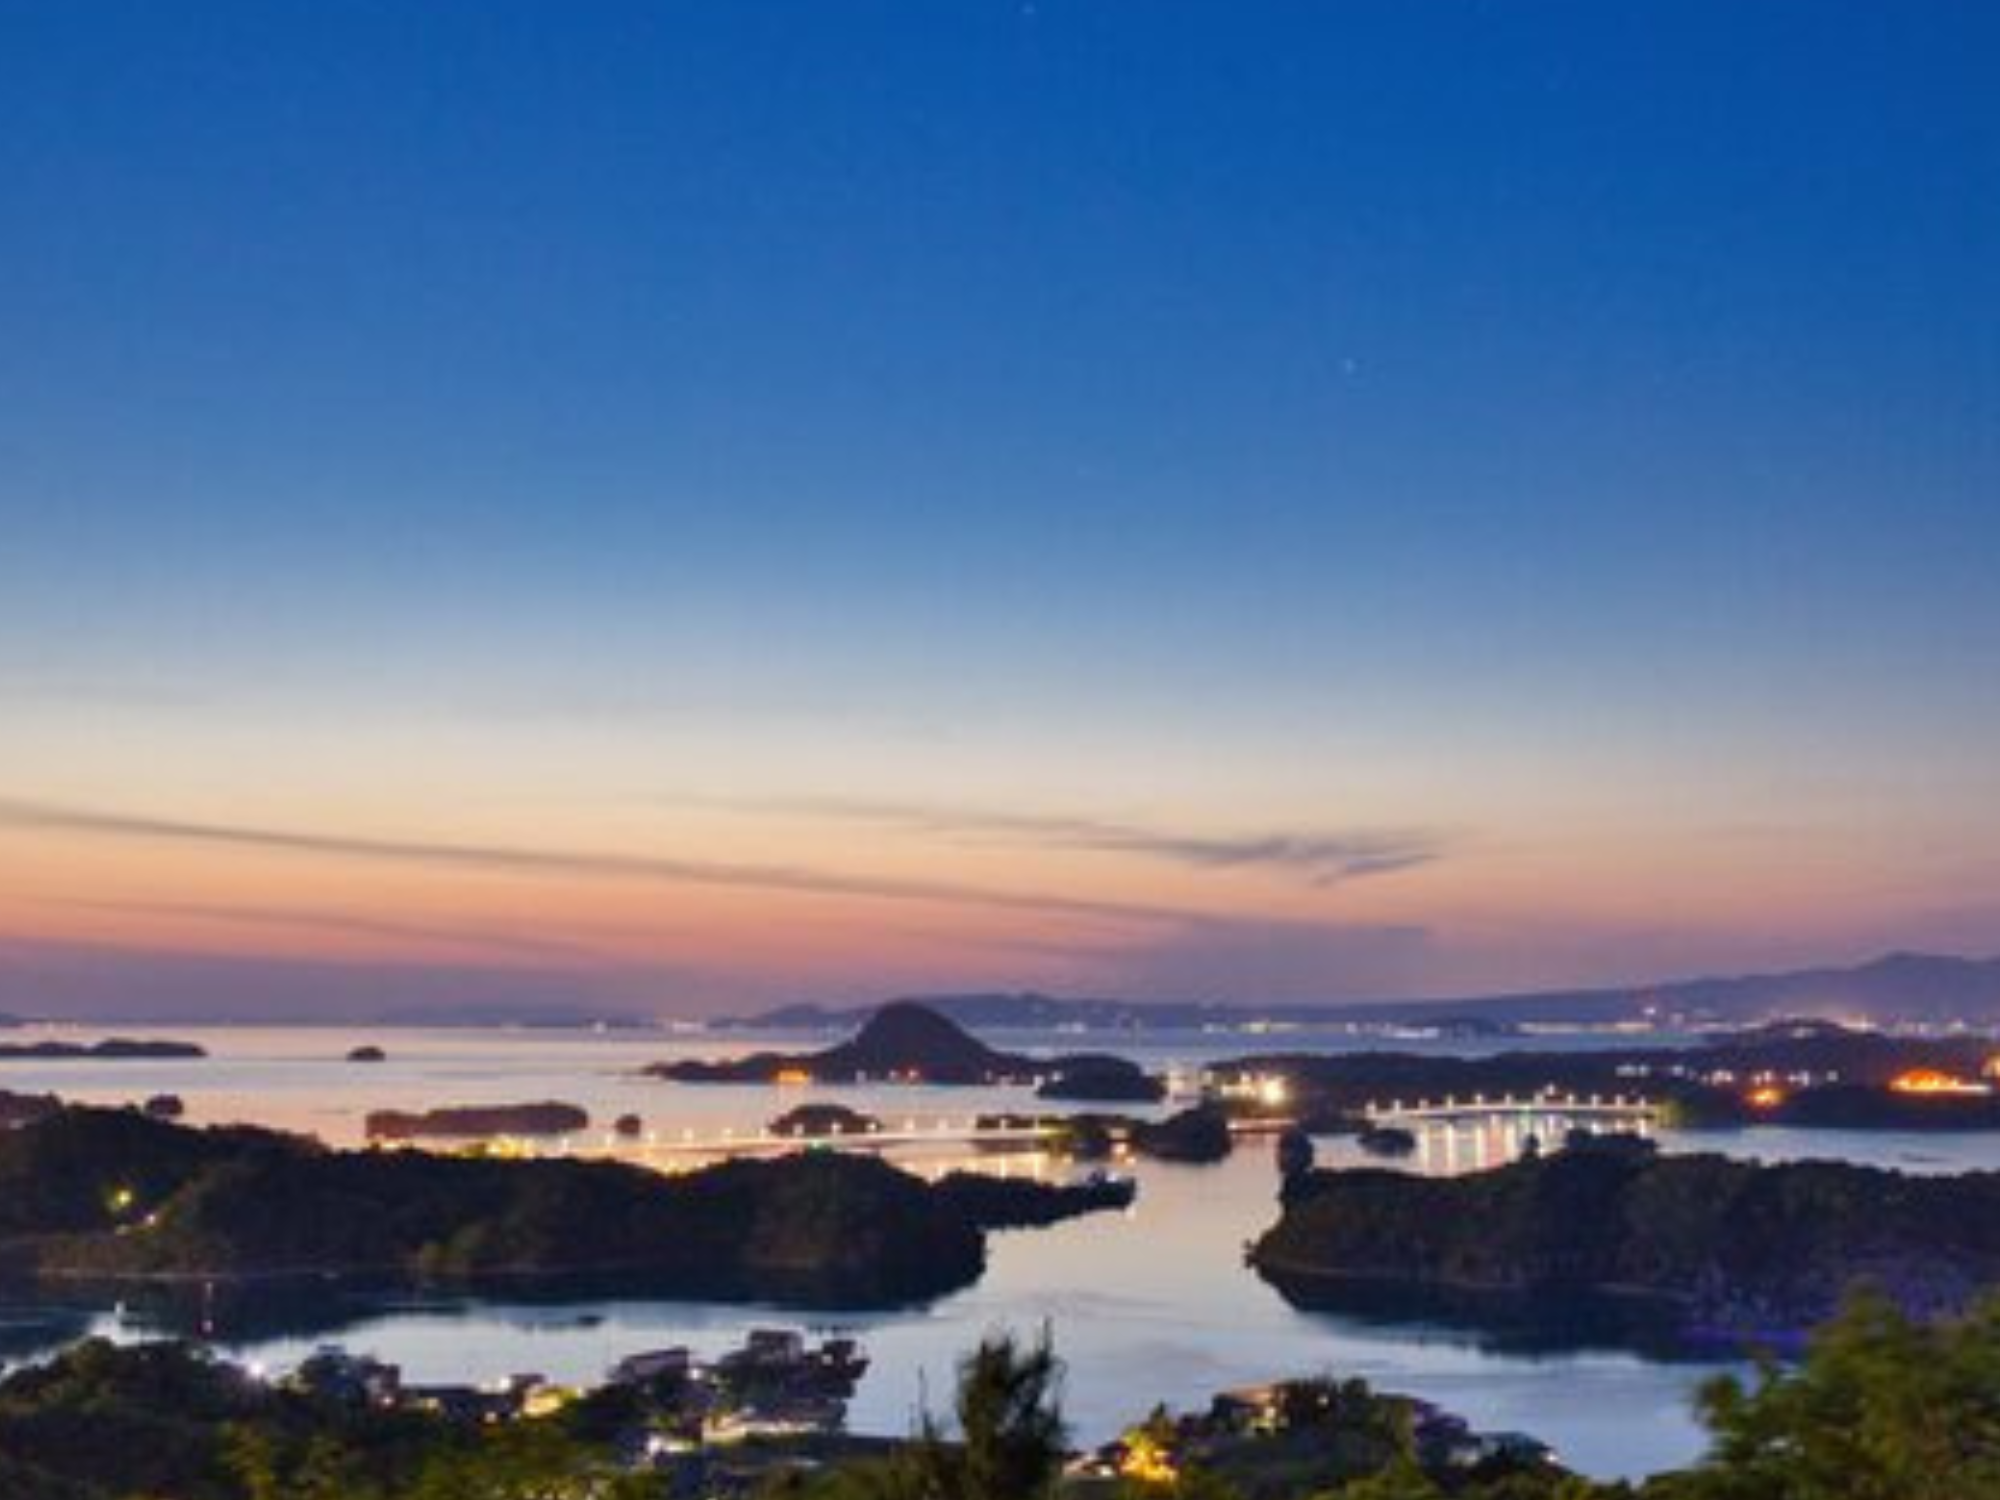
1, 2, 1995, 1017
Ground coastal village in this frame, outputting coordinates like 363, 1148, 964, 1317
286, 1328, 880, 1490
259, 1331, 1561, 1496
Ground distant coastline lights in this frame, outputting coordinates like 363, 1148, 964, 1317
1889, 1068, 1990, 1096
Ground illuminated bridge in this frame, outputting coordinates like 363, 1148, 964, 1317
615, 1117, 1060, 1156
1361, 1091, 1660, 1128
490, 1111, 1297, 1166
1356, 1092, 1660, 1174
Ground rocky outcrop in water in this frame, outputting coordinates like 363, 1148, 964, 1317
1131, 1104, 1234, 1163
650, 1002, 1167, 1102
365, 1102, 589, 1141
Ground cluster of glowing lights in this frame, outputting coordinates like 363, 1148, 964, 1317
1745, 1085, 1787, 1110
773, 1068, 813, 1086
1117, 1433, 1180, 1485
1889, 1068, 1991, 1096
1216, 1072, 1292, 1109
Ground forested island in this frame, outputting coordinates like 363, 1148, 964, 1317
1254, 1143, 2000, 1336
0, 1037, 206, 1060
364, 1102, 591, 1141
1221, 1020, 2000, 1134
0, 1108, 1129, 1307
651, 1002, 1166, 1102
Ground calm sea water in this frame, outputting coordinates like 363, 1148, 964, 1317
5, 1024, 1999, 1479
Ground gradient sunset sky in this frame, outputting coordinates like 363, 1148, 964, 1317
3, 2, 1996, 1019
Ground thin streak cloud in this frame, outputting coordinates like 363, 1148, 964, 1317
0, 797, 1187, 928
722, 797, 1446, 886
34, 895, 608, 964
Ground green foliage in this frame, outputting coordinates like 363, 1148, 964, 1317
0, 1339, 448, 1500
1650, 1287, 2000, 1500
1325, 1457, 1443, 1499
12, 1288, 2000, 1500
404, 1423, 666, 1500
772, 1332, 1073, 1500
911, 1331, 1071, 1500
1141, 1470, 1250, 1500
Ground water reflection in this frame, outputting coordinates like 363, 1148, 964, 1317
11, 1027, 1917, 1481
1408, 1111, 1654, 1176
0, 1306, 91, 1361
0, 1145, 1737, 1479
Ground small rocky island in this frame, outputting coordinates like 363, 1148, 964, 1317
1130, 1103, 1236, 1162
0, 1108, 1133, 1307
653, 1001, 1167, 1102
769, 1102, 882, 1138
1253, 1143, 2000, 1337
365, 1102, 590, 1141
1355, 1124, 1417, 1158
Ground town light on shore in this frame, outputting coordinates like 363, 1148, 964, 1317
1890, 1068, 1990, 1096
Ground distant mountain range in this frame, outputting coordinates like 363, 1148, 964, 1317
14, 951, 1998, 1032
724, 952, 2000, 1032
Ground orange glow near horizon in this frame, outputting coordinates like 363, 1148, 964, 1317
5, 777, 2000, 1020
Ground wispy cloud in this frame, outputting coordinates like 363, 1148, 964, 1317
1032, 913, 1439, 1004
0, 934, 697, 1024
34, 895, 607, 964
726, 797, 1445, 886
0, 797, 1183, 927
